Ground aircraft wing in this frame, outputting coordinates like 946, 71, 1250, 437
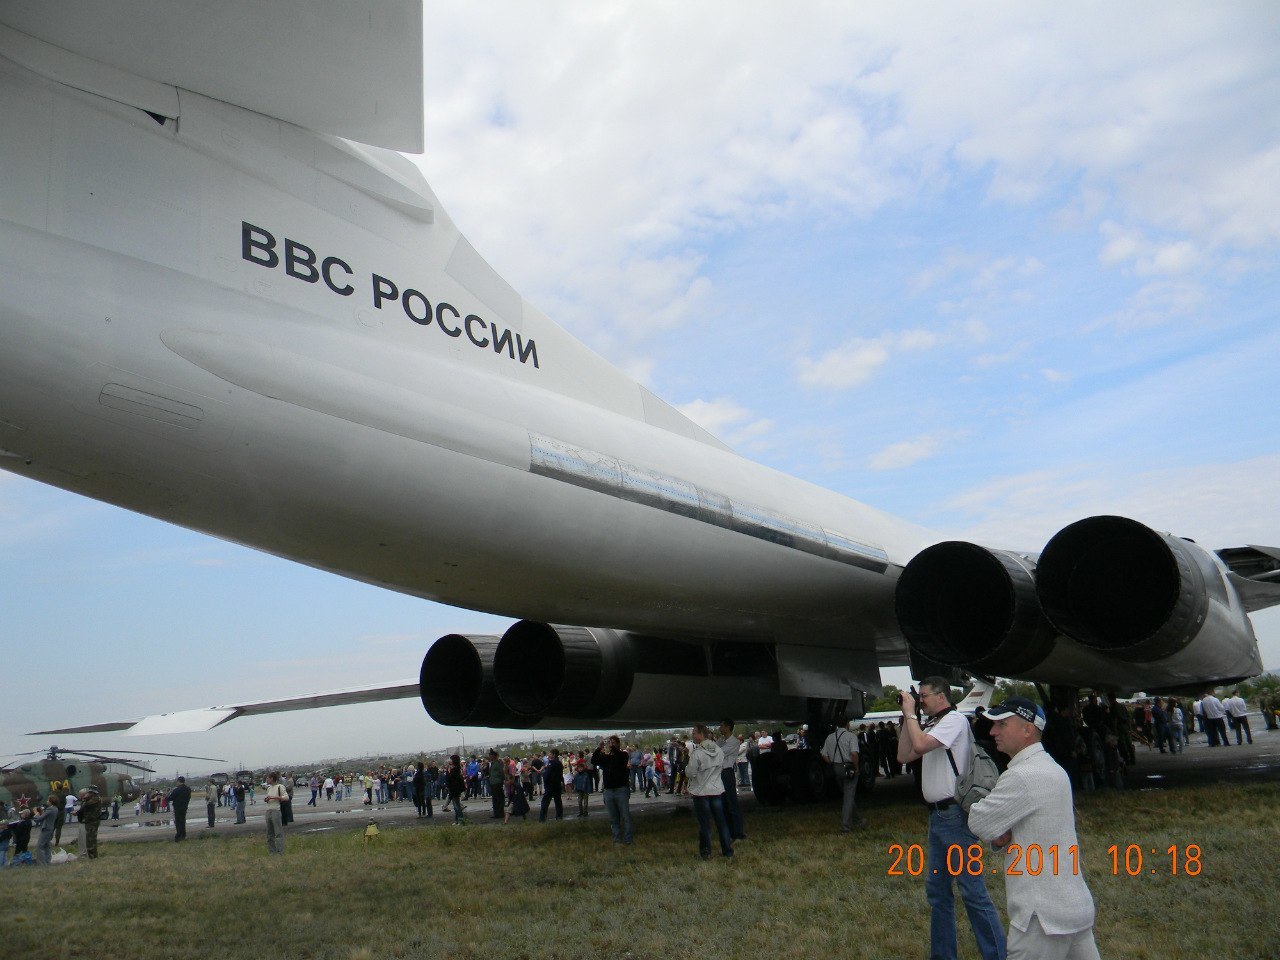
29, 680, 420, 737
0, 0, 424, 151
1216, 546, 1280, 613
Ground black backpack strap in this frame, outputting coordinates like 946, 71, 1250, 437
945, 747, 959, 777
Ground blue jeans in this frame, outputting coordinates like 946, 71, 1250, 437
602, 787, 633, 843
926, 806, 1006, 960
235, 800, 246, 824
692, 795, 733, 858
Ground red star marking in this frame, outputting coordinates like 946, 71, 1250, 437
16, 793, 31, 808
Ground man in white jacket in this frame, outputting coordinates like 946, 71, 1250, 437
687, 724, 734, 860
968, 698, 1100, 960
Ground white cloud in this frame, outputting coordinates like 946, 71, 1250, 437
417, 5, 1280, 376
937, 455, 1280, 552
869, 435, 943, 471
795, 328, 941, 389
675, 397, 774, 447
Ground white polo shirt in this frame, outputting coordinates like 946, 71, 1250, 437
921, 710, 970, 803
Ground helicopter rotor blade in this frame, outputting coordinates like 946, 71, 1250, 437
38, 746, 228, 763
57, 748, 229, 763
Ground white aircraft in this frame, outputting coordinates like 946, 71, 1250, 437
4, 5, 1280, 750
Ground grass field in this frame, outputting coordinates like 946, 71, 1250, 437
3, 782, 1276, 960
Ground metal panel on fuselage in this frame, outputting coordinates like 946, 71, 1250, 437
0, 57, 937, 652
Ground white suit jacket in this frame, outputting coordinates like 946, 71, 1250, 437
967, 742, 1096, 935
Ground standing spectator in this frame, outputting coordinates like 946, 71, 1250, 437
717, 721, 747, 842
262, 772, 288, 855
1199, 692, 1229, 747
820, 719, 864, 832
644, 750, 662, 798
540, 749, 565, 822
591, 735, 633, 845
280, 776, 295, 826
686, 724, 734, 860
33, 798, 57, 865
413, 762, 429, 818
233, 782, 247, 824
323, 776, 335, 801
572, 760, 592, 817
307, 775, 319, 806
204, 780, 218, 829
1165, 699, 1184, 754
167, 777, 192, 842
629, 745, 644, 792
486, 750, 506, 820
665, 737, 681, 794
736, 737, 751, 788
969, 698, 1100, 959
76, 788, 102, 859
445, 755, 466, 825
1223, 689, 1254, 744
897, 680, 1005, 960
1151, 700, 1169, 753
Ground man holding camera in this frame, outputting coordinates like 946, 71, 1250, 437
898, 679, 1006, 960
820, 718, 864, 832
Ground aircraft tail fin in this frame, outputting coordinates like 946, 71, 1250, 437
956, 678, 997, 713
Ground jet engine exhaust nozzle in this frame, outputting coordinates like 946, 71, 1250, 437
419, 633, 539, 727
1035, 515, 1213, 662
895, 541, 1056, 676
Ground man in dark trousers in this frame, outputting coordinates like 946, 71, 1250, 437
540, 749, 565, 821
167, 777, 192, 841
487, 750, 505, 819
76, 788, 102, 859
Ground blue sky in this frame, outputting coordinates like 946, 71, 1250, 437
3, 4, 1279, 772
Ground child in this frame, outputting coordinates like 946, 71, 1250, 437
572, 761, 592, 818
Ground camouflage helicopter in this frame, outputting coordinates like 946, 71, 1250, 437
2, 746, 225, 815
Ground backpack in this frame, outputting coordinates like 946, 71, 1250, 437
944, 723, 1000, 813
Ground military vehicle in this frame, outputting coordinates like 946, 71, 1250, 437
2, 746, 224, 814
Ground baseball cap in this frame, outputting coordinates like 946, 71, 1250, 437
985, 696, 1046, 730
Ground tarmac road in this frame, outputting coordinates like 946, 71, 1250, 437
77, 727, 1279, 848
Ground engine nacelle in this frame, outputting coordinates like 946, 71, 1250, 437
493, 621, 636, 721
418, 633, 539, 727
420, 621, 828, 728
1036, 516, 1262, 682
895, 541, 1057, 676
895, 517, 1263, 690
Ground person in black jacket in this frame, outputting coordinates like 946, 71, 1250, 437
591, 736, 633, 844
540, 749, 565, 821
167, 777, 192, 841
445, 755, 466, 825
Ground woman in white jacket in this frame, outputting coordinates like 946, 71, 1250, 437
687, 724, 735, 860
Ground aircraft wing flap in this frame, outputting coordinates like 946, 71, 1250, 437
1227, 572, 1280, 614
